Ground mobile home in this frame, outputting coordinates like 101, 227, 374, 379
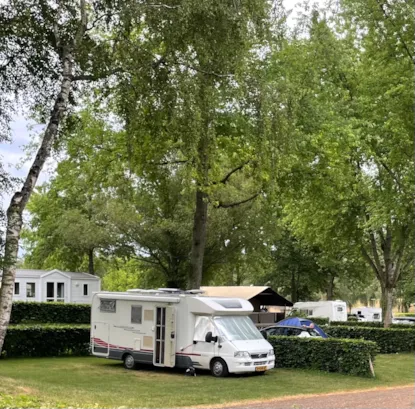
293, 300, 347, 322
91, 289, 275, 377
351, 307, 382, 322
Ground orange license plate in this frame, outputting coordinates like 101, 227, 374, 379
255, 366, 267, 372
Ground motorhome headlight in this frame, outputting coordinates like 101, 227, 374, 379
234, 351, 250, 358
268, 349, 274, 356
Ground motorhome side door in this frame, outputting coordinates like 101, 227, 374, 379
91, 322, 109, 357
154, 306, 176, 368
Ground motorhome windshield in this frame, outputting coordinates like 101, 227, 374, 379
214, 316, 263, 341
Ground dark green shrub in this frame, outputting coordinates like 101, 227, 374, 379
269, 336, 378, 377
326, 326, 415, 353
3, 325, 90, 357
310, 317, 330, 326
10, 302, 91, 324
330, 321, 415, 330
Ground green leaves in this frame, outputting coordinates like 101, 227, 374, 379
269, 336, 378, 377
325, 326, 415, 354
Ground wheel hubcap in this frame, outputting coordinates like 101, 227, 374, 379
213, 361, 223, 376
125, 355, 134, 368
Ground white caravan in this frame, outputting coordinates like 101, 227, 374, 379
293, 300, 348, 322
351, 307, 382, 322
90, 289, 275, 377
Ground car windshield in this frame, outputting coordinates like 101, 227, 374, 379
214, 316, 263, 341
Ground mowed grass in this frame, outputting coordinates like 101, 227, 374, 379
0, 354, 413, 408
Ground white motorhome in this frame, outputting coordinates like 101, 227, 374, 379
293, 300, 347, 322
351, 307, 382, 322
91, 289, 275, 377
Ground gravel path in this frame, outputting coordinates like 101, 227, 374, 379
195, 385, 414, 409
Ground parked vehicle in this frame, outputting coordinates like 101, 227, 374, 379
91, 289, 275, 377
392, 316, 415, 325
275, 317, 329, 338
351, 307, 382, 322
261, 325, 322, 338
293, 300, 347, 322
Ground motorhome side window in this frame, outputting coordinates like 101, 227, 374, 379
100, 299, 116, 313
131, 305, 142, 324
193, 316, 216, 341
337, 306, 343, 312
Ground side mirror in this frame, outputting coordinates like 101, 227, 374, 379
205, 332, 218, 343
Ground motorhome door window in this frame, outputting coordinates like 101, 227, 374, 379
131, 305, 142, 324
100, 299, 116, 313
337, 307, 343, 312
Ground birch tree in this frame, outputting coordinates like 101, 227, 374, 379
0, 0, 122, 353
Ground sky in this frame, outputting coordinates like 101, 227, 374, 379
0, 0, 325, 212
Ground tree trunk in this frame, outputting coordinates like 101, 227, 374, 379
0, 52, 74, 355
188, 76, 211, 290
291, 270, 298, 303
88, 248, 95, 275
381, 285, 394, 328
326, 274, 335, 300
189, 189, 208, 289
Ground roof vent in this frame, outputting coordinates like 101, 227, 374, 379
157, 288, 182, 293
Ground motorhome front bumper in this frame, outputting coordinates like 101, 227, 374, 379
229, 358, 275, 373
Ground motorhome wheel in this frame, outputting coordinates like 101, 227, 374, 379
123, 354, 136, 370
210, 358, 229, 377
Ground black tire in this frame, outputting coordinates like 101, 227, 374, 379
210, 358, 229, 378
123, 353, 136, 370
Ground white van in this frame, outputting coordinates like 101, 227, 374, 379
90, 289, 275, 377
293, 300, 347, 322
351, 307, 382, 322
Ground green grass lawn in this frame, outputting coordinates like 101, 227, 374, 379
0, 354, 413, 408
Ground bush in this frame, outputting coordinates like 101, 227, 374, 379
309, 317, 330, 326
283, 315, 329, 326
268, 336, 378, 377
3, 324, 90, 357
326, 326, 415, 353
394, 313, 415, 317
10, 302, 91, 324
330, 321, 415, 330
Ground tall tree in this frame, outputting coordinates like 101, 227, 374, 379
115, 0, 272, 289
0, 0, 131, 353
277, 6, 414, 326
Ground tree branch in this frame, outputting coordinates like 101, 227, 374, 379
146, 3, 180, 9
379, 160, 404, 192
214, 161, 250, 185
72, 68, 123, 81
361, 246, 382, 281
376, 0, 415, 65
215, 192, 260, 209
73, 0, 87, 49
151, 159, 189, 166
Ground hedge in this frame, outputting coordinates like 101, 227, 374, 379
269, 336, 378, 377
394, 313, 415, 317
326, 326, 415, 354
10, 302, 91, 324
3, 325, 90, 357
308, 317, 329, 326
330, 321, 415, 330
